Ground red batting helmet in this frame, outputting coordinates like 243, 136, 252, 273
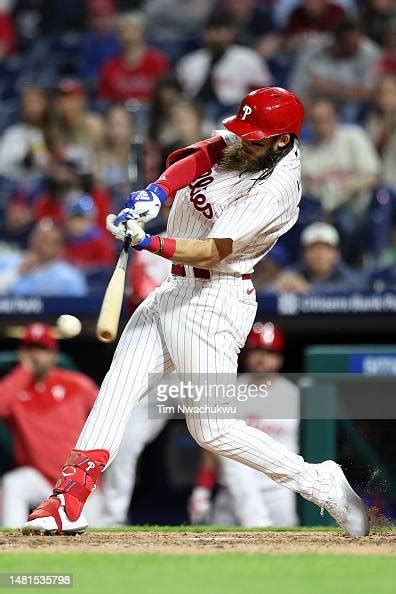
223, 87, 304, 140
245, 322, 284, 353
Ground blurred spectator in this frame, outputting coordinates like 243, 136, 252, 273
14, 1, 86, 86
168, 100, 210, 147
290, 18, 381, 121
12, 0, 48, 53
80, 0, 120, 90
97, 103, 133, 210
0, 195, 34, 255
98, 11, 170, 103
0, 218, 88, 296
146, 89, 212, 194
216, 0, 277, 53
63, 194, 115, 270
253, 244, 290, 291
147, 77, 184, 145
302, 98, 380, 224
145, 77, 184, 177
360, 0, 396, 47
366, 74, 396, 192
0, 323, 101, 527
12, 0, 85, 39
143, 0, 212, 63
157, 100, 211, 169
272, 0, 356, 28
0, 9, 15, 57
218, 0, 282, 67
273, 222, 365, 294
372, 21, 396, 77
283, 0, 346, 49
0, 86, 49, 182
177, 12, 271, 121
35, 152, 112, 229
49, 79, 105, 164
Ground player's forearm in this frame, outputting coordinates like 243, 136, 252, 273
171, 238, 232, 268
114, 219, 233, 268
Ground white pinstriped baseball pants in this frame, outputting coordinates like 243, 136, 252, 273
77, 275, 329, 502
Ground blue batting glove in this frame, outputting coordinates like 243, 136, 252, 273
125, 183, 168, 208
121, 183, 168, 224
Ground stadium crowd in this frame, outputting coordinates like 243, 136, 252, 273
0, 0, 395, 298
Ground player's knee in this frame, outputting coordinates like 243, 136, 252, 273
186, 417, 234, 452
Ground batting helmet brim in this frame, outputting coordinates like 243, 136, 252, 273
223, 115, 273, 140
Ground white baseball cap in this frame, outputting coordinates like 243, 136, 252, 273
301, 222, 339, 247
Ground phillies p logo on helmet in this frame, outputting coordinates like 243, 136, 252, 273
241, 105, 253, 120
223, 87, 305, 140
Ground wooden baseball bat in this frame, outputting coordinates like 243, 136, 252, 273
96, 234, 132, 343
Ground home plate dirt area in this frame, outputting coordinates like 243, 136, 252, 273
1, 529, 396, 555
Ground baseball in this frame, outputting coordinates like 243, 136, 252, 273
57, 315, 82, 338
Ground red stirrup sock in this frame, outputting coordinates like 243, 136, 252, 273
53, 449, 109, 520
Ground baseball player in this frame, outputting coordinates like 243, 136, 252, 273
23, 87, 369, 537
0, 323, 103, 527
189, 323, 299, 527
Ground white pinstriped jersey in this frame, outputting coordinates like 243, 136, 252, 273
166, 132, 302, 275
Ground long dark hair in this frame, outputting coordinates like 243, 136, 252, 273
247, 134, 297, 188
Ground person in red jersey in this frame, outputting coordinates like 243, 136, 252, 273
98, 11, 170, 103
0, 324, 101, 527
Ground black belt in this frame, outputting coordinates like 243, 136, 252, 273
171, 264, 251, 280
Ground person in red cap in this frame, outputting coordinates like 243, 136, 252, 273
189, 322, 300, 527
24, 87, 369, 538
0, 323, 100, 527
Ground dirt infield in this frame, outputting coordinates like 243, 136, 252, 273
1, 530, 396, 555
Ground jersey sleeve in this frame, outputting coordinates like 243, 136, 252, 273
165, 135, 226, 168
157, 136, 227, 199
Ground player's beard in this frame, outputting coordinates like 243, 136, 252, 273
218, 138, 278, 174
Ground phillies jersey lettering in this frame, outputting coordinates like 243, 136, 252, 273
189, 170, 214, 219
